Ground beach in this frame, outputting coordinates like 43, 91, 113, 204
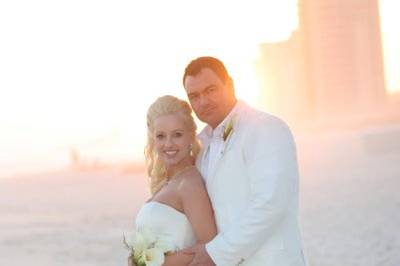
297, 124, 400, 266
1, 123, 399, 266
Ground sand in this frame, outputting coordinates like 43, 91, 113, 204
1, 123, 399, 266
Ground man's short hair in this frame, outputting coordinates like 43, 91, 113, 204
183, 56, 230, 86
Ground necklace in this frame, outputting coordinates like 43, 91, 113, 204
166, 164, 195, 184
149, 164, 195, 201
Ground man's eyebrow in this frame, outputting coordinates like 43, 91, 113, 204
188, 92, 198, 97
203, 84, 216, 90
190, 85, 215, 95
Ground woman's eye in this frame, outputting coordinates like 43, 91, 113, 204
175, 132, 183, 137
156, 134, 164, 139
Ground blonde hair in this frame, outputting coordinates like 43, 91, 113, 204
145, 95, 201, 195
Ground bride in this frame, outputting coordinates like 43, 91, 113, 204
128, 95, 217, 266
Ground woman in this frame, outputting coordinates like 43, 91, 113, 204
128, 95, 217, 266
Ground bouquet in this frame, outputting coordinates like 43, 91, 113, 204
123, 227, 174, 266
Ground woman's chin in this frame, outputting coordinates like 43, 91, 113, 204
163, 160, 179, 169
163, 158, 190, 170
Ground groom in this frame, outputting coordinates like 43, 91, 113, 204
182, 56, 307, 266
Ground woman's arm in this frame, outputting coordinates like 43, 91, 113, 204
161, 169, 217, 266
179, 170, 217, 243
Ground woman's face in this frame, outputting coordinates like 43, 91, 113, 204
153, 113, 192, 169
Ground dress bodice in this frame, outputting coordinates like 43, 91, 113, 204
135, 201, 196, 250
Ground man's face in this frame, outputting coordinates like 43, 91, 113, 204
184, 68, 236, 129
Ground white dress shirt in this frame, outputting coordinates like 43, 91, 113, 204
198, 102, 240, 182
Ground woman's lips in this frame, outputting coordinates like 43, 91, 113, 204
164, 150, 178, 157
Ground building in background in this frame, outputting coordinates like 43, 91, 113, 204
256, 0, 399, 129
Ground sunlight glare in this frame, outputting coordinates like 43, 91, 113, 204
0, 0, 298, 176
379, 0, 400, 93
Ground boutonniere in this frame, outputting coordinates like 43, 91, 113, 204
222, 118, 234, 142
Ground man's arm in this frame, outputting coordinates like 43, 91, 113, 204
162, 252, 194, 266
206, 118, 299, 265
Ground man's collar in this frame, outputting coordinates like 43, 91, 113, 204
198, 100, 245, 141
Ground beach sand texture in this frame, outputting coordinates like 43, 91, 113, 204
1, 124, 399, 266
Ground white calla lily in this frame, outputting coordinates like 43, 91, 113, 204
142, 247, 165, 266
123, 227, 173, 266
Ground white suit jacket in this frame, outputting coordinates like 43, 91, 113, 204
197, 101, 307, 266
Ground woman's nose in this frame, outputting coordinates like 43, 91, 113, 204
164, 136, 174, 147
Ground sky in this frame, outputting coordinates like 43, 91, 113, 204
0, 0, 398, 177
0, 0, 298, 177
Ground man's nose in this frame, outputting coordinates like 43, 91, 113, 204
199, 93, 209, 107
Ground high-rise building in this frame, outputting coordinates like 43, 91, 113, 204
257, 0, 387, 126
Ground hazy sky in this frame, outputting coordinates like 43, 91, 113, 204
1, 0, 398, 177
0, 0, 298, 176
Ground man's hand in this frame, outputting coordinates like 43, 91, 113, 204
182, 244, 215, 266
128, 256, 136, 266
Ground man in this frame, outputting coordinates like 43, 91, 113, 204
182, 56, 307, 266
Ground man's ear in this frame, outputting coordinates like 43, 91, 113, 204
227, 77, 233, 86
227, 77, 235, 94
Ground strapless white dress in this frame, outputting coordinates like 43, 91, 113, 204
135, 201, 197, 251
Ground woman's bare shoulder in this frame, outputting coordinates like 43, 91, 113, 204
177, 167, 205, 193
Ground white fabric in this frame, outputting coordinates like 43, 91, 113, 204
135, 201, 196, 250
197, 101, 308, 266
199, 102, 240, 181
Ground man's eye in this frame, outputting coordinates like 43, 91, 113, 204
156, 134, 164, 139
206, 87, 216, 93
189, 94, 199, 100
175, 132, 183, 137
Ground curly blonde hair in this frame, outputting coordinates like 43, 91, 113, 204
145, 95, 201, 195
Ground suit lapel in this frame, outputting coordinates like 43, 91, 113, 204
207, 119, 239, 187
199, 101, 249, 189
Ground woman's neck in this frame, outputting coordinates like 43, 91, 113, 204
166, 158, 194, 180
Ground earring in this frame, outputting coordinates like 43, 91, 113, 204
189, 143, 193, 157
